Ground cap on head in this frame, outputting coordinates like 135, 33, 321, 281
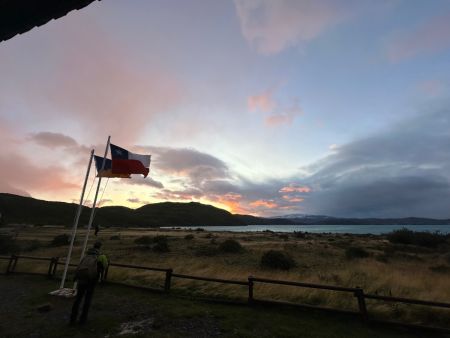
94, 241, 102, 249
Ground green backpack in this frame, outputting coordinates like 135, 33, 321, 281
75, 254, 98, 282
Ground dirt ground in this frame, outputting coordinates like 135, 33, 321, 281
0, 274, 434, 338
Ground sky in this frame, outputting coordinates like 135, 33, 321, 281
1, 0, 450, 218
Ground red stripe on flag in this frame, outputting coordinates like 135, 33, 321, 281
112, 159, 149, 178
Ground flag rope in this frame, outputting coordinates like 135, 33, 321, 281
99, 177, 110, 206
82, 174, 96, 207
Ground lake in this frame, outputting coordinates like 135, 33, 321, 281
168, 224, 450, 234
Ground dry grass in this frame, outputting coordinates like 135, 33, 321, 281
3, 225, 450, 326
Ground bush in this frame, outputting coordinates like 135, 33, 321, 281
49, 234, 70, 247
279, 234, 289, 241
195, 245, 219, 257
345, 246, 369, 259
386, 228, 448, 248
445, 253, 450, 265
134, 236, 152, 245
184, 234, 194, 240
110, 235, 120, 240
293, 231, 307, 239
260, 250, 296, 270
153, 235, 168, 245
153, 241, 170, 253
219, 239, 243, 253
195, 228, 205, 232
0, 235, 19, 254
23, 240, 42, 252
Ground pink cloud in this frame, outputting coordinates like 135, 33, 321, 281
265, 98, 303, 126
418, 80, 444, 97
3, 18, 183, 145
248, 89, 276, 112
282, 195, 304, 203
264, 113, 294, 126
0, 152, 78, 197
249, 199, 278, 209
386, 13, 450, 62
234, 0, 347, 54
249, 87, 303, 127
279, 184, 311, 193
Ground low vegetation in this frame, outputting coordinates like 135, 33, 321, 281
3, 226, 450, 328
345, 246, 370, 259
49, 234, 70, 247
386, 228, 448, 247
219, 239, 243, 253
0, 235, 19, 254
261, 250, 296, 270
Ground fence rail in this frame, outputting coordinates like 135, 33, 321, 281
2, 253, 450, 334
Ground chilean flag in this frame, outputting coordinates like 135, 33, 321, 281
110, 144, 151, 178
94, 155, 131, 178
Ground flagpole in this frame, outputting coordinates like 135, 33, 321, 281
59, 149, 94, 289
79, 136, 111, 262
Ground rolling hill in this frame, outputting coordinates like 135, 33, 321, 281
0, 193, 276, 227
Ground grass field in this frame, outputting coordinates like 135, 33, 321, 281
1, 225, 450, 329
0, 274, 434, 338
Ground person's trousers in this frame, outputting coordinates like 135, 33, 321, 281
70, 282, 96, 324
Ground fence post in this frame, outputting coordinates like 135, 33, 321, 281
6, 255, 15, 274
52, 257, 59, 277
12, 255, 18, 272
165, 269, 173, 292
355, 287, 368, 322
47, 258, 55, 278
248, 276, 254, 304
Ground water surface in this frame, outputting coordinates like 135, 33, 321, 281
169, 224, 450, 234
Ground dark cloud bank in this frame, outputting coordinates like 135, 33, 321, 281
300, 109, 450, 218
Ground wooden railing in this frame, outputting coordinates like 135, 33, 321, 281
1, 254, 449, 334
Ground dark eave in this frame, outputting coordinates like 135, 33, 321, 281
0, 0, 99, 43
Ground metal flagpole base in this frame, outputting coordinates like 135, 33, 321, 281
49, 288, 77, 298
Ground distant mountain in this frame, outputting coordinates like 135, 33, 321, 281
272, 213, 332, 220
272, 214, 450, 225
0, 193, 278, 227
1, 193, 449, 227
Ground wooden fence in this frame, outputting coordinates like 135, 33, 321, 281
1, 254, 449, 334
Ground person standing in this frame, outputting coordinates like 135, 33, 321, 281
70, 241, 107, 324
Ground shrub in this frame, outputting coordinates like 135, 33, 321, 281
153, 235, 168, 245
153, 241, 170, 253
345, 246, 369, 259
293, 231, 307, 239
429, 265, 450, 274
0, 235, 19, 254
195, 245, 219, 257
386, 228, 448, 248
184, 234, 194, 240
134, 236, 152, 245
49, 234, 70, 247
260, 250, 296, 270
110, 235, 120, 240
219, 239, 243, 253
445, 253, 450, 265
23, 240, 42, 252
195, 228, 205, 232
279, 234, 289, 241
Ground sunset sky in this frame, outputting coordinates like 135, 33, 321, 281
1, 0, 450, 218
